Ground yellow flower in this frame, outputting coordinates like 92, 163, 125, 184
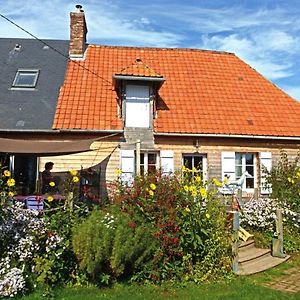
115, 168, 122, 175
195, 176, 201, 183
150, 183, 156, 190
72, 176, 79, 183
69, 169, 78, 176
189, 185, 196, 192
185, 207, 191, 213
184, 185, 189, 192
3, 170, 11, 177
192, 167, 199, 173
182, 166, 187, 172
149, 190, 154, 197
288, 177, 295, 184
213, 178, 222, 187
7, 179, 15, 187
205, 213, 210, 219
297, 171, 300, 178
200, 187, 207, 198
191, 190, 197, 197
49, 181, 55, 187
223, 177, 229, 185
8, 191, 14, 198
47, 196, 54, 202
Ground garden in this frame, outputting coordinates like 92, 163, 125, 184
0, 151, 299, 299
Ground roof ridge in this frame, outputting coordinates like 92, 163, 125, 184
88, 44, 235, 56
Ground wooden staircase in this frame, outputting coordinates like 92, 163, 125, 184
237, 237, 290, 275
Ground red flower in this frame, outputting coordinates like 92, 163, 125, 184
171, 237, 179, 244
127, 222, 136, 229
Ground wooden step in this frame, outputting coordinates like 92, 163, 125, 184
239, 247, 270, 264
237, 253, 290, 276
238, 238, 255, 250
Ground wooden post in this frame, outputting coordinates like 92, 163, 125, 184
254, 188, 259, 200
232, 211, 239, 273
136, 139, 141, 176
272, 208, 285, 258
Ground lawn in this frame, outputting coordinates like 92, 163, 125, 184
18, 255, 300, 300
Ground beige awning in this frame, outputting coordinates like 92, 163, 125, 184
0, 137, 96, 155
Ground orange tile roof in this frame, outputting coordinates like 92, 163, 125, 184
53, 45, 300, 137
115, 58, 163, 78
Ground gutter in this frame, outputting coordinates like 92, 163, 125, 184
154, 132, 300, 141
0, 129, 123, 134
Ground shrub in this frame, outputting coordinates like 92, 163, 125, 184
109, 170, 232, 283
264, 150, 300, 214
72, 208, 158, 283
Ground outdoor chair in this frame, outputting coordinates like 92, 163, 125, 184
25, 195, 44, 211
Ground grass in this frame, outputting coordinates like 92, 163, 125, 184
18, 255, 300, 300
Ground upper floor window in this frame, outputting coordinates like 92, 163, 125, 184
125, 84, 150, 128
12, 69, 39, 88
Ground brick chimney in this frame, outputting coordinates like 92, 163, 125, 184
69, 4, 88, 59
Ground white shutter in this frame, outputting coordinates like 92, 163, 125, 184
221, 152, 236, 183
160, 150, 174, 175
260, 152, 272, 194
120, 150, 135, 184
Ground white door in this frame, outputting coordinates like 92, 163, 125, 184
125, 85, 150, 128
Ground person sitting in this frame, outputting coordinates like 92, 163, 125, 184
41, 162, 54, 194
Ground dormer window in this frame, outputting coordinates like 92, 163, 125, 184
113, 59, 165, 129
125, 84, 150, 128
12, 69, 39, 88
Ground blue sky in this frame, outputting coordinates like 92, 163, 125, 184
1, 0, 300, 101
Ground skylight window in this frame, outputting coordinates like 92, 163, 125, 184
12, 70, 39, 88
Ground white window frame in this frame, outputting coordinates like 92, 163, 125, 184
139, 151, 159, 175
182, 154, 208, 181
12, 69, 39, 88
125, 84, 150, 128
235, 152, 257, 192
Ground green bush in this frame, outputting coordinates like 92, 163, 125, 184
109, 170, 232, 283
72, 208, 158, 283
265, 150, 300, 214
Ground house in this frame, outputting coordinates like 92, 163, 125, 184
1, 5, 300, 199
0, 36, 98, 194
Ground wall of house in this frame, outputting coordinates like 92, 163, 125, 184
38, 135, 299, 200
39, 140, 121, 199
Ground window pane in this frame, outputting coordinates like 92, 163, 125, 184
236, 166, 242, 178
246, 154, 254, 165
140, 153, 144, 164
246, 166, 254, 176
148, 153, 156, 165
14, 71, 39, 87
140, 165, 144, 175
246, 178, 254, 188
148, 165, 156, 174
235, 153, 242, 165
194, 156, 203, 171
183, 156, 192, 169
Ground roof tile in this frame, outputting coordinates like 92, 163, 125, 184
53, 45, 300, 137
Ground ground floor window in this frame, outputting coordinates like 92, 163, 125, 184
235, 153, 255, 190
182, 154, 207, 179
140, 152, 158, 175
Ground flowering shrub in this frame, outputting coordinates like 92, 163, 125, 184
240, 197, 300, 253
0, 203, 47, 297
108, 169, 232, 283
264, 151, 300, 214
0, 166, 15, 207
72, 208, 157, 283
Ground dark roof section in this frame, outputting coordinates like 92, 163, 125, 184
0, 38, 69, 130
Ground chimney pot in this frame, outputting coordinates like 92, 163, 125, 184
69, 5, 88, 59
75, 4, 83, 12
